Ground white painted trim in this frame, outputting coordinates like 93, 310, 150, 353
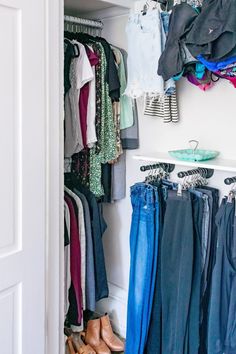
96, 282, 128, 338
45, 0, 64, 353
108, 281, 128, 304
44, 2, 130, 352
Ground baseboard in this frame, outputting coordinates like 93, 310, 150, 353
96, 282, 128, 338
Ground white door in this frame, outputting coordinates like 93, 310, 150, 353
0, 0, 47, 353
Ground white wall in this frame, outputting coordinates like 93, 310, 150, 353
96, 13, 236, 337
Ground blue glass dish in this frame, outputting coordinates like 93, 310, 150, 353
168, 149, 220, 162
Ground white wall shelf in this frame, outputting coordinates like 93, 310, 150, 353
133, 152, 236, 174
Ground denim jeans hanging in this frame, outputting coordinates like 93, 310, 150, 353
125, 183, 159, 354
161, 190, 194, 354
208, 199, 236, 354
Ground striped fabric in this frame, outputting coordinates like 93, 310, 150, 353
144, 92, 179, 123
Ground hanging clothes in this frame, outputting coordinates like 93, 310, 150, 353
86, 45, 99, 149
121, 99, 139, 150
79, 46, 99, 147
144, 9, 179, 123
64, 173, 109, 331
112, 46, 134, 130
125, 5, 180, 123
185, 0, 236, 62
125, 183, 160, 354
126, 173, 223, 354
125, 8, 164, 98
158, 3, 198, 81
144, 93, 179, 123
208, 198, 236, 354
64, 201, 71, 316
64, 29, 139, 199
65, 186, 86, 313
156, 0, 236, 90
65, 41, 94, 157
161, 190, 194, 354
119, 47, 139, 141
73, 189, 96, 312
64, 194, 83, 325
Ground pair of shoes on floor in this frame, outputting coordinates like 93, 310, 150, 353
66, 333, 96, 354
83, 313, 124, 354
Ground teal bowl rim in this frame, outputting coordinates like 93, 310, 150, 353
168, 149, 220, 161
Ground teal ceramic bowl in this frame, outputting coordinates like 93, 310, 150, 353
168, 149, 220, 162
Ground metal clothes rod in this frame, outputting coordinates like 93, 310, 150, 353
140, 163, 175, 173
224, 176, 236, 185
178, 167, 214, 179
64, 15, 103, 30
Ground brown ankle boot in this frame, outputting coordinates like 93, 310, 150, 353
73, 332, 96, 354
84, 319, 111, 354
100, 314, 124, 352
66, 337, 77, 354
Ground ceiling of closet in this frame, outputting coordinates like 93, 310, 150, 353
64, 0, 133, 15
65, 0, 112, 14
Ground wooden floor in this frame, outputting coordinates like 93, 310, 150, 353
65, 333, 125, 353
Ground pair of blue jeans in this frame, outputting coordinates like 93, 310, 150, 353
185, 191, 204, 354
161, 190, 194, 354
145, 185, 168, 354
199, 186, 219, 354
208, 198, 236, 354
125, 183, 159, 354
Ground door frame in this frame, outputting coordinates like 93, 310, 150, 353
45, 0, 64, 353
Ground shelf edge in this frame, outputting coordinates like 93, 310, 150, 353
133, 154, 236, 174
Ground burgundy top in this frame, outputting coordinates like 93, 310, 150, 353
79, 47, 99, 147
64, 195, 83, 323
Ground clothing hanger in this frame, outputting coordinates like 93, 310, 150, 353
227, 185, 236, 204
64, 38, 80, 58
177, 167, 214, 196
142, 0, 159, 15
157, 0, 174, 11
64, 31, 97, 44
224, 176, 236, 204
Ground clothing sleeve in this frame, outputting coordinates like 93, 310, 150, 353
74, 41, 94, 89
64, 186, 87, 315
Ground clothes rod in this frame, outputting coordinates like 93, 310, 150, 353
178, 167, 214, 179
140, 163, 175, 173
64, 15, 103, 29
224, 176, 236, 185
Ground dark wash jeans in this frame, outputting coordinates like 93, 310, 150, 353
208, 199, 236, 354
145, 185, 199, 354
145, 185, 167, 354
199, 187, 219, 354
161, 190, 194, 354
185, 192, 204, 354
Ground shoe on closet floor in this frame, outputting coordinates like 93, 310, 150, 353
74, 332, 96, 354
84, 318, 111, 354
100, 314, 125, 353
66, 336, 77, 354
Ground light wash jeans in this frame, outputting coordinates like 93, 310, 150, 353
125, 183, 159, 354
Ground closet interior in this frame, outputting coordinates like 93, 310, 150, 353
63, 0, 236, 353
